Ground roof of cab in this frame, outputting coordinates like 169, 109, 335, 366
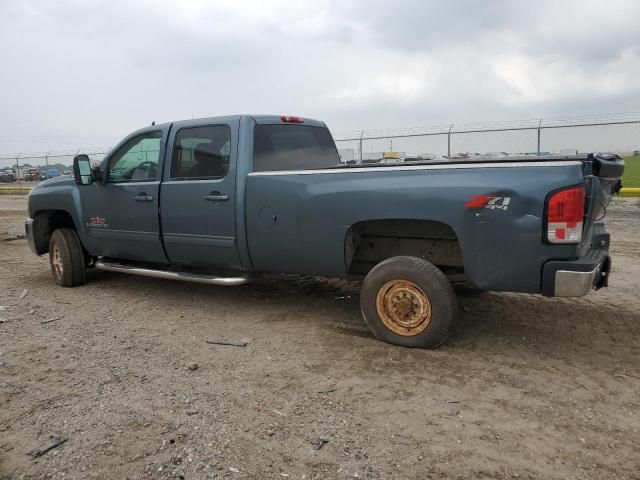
250, 115, 326, 127
111, 115, 328, 155
167, 114, 326, 129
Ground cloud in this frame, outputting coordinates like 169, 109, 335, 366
0, 0, 639, 153
493, 47, 640, 104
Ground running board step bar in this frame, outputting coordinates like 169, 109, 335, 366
94, 260, 251, 286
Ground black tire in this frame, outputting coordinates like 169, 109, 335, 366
49, 228, 87, 287
360, 256, 457, 349
454, 284, 486, 296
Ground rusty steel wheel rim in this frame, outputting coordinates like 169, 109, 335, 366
375, 279, 432, 336
52, 244, 63, 280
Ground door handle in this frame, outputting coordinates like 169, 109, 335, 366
204, 192, 229, 202
132, 193, 153, 202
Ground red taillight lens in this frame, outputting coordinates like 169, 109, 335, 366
280, 115, 304, 123
546, 186, 585, 243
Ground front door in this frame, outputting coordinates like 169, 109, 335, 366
81, 127, 168, 264
159, 121, 241, 269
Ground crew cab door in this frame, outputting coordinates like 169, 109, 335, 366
80, 126, 169, 263
159, 120, 241, 269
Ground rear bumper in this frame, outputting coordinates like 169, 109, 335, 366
25, 218, 39, 255
541, 228, 610, 297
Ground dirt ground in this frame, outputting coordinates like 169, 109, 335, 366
0, 195, 639, 480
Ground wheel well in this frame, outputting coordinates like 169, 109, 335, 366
345, 219, 464, 278
32, 210, 77, 254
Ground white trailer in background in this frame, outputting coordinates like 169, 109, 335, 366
338, 148, 355, 163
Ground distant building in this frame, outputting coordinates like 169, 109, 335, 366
559, 148, 579, 155
338, 148, 355, 163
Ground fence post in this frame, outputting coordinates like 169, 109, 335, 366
15, 153, 21, 187
359, 130, 364, 163
45, 151, 50, 173
447, 124, 453, 157
537, 118, 542, 155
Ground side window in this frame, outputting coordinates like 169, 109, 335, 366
253, 125, 339, 172
107, 131, 162, 182
170, 125, 231, 180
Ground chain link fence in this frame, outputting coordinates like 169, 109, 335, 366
0, 149, 109, 187
1, 113, 639, 187
333, 112, 640, 163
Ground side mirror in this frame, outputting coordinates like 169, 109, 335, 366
73, 154, 92, 185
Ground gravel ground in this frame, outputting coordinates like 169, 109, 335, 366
0, 195, 639, 480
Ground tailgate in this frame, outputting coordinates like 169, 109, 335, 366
581, 154, 624, 245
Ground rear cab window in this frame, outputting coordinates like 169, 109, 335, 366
253, 124, 339, 172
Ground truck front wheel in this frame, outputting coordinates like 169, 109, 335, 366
49, 228, 87, 287
360, 256, 457, 348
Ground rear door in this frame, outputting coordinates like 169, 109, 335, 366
81, 127, 169, 263
160, 119, 241, 269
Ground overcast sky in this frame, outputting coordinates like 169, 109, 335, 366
1, 0, 639, 153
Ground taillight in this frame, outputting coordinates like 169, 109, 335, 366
280, 115, 304, 123
546, 186, 585, 243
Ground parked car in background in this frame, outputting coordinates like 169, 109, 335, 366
40, 169, 62, 180
0, 170, 17, 182
23, 168, 40, 182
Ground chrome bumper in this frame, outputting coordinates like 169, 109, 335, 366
554, 264, 604, 297
24, 218, 39, 255
541, 224, 610, 297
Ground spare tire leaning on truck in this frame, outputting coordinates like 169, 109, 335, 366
360, 256, 457, 349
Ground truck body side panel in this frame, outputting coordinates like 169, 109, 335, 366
244, 162, 584, 293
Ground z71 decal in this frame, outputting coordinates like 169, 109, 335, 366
464, 195, 512, 211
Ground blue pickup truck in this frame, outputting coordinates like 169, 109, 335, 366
25, 115, 624, 348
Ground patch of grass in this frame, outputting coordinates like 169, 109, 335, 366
622, 156, 640, 188
0, 187, 31, 195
